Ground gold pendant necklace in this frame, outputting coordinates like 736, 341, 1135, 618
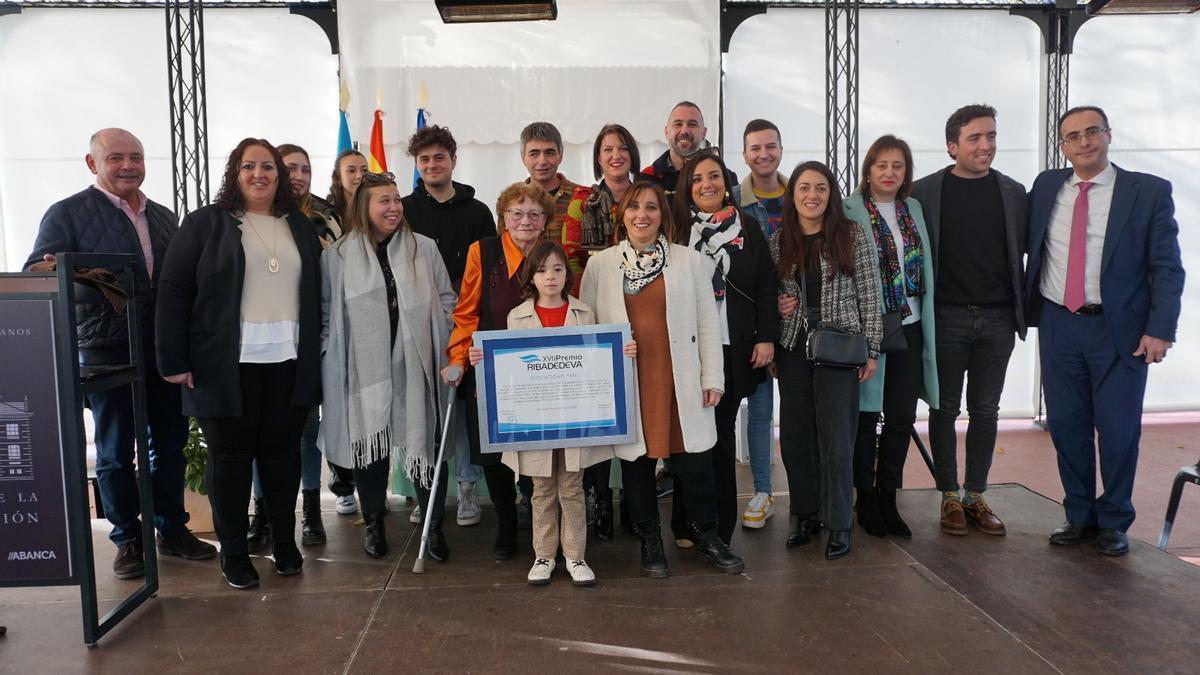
245, 215, 279, 274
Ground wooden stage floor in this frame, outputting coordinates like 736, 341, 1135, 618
3, 482, 1200, 673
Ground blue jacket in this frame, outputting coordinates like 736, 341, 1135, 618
844, 190, 939, 412
1025, 165, 1184, 369
25, 186, 177, 362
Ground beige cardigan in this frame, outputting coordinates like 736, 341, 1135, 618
579, 243, 723, 461
500, 296, 616, 477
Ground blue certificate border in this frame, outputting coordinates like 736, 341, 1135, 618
474, 323, 635, 453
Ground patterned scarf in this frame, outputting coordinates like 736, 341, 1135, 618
619, 233, 670, 295
688, 205, 743, 302
863, 194, 925, 317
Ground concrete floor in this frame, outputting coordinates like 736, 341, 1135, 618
3, 414, 1200, 672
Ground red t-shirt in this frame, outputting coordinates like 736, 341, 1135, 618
534, 302, 569, 328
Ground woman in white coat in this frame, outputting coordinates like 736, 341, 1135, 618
580, 181, 744, 578
319, 172, 457, 561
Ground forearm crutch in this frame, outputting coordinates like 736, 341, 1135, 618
413, 365, 461, 574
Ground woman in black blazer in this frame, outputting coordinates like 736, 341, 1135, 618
670, 152, 779, 546
156, 138, 323, 590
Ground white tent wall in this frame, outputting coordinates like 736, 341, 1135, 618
0, 7, 338, 273
335, 0, 719, 212
0, 3, 1195, 416
1070, 16, 1200, 411
724, 7, 1199, 416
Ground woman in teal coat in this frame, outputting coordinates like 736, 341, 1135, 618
844, 135, 938, 539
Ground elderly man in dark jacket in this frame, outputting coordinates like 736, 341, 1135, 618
25, 128, 215, 579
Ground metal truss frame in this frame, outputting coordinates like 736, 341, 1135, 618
824, 0, 860, 192
165, 0, 210, 217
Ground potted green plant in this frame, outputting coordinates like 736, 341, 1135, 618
182, 417, 213, 532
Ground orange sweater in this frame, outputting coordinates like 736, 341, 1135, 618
446, 230, 527, 368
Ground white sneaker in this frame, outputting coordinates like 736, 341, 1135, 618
741, 492, 774, 529
457, 481, 482, 526
409, 504, 423, 525
335, 494, 358, 515
527, 558, 555, 586
567, 559, 595, 587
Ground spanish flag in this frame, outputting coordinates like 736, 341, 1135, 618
368, 109, 387, 173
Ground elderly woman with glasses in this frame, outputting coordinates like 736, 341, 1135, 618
442, 182, 554, 561
319, 171, 457, 559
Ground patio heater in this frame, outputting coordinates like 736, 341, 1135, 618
435, 0, 558, 23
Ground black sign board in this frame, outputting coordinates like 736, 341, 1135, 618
0, 299, 72, 583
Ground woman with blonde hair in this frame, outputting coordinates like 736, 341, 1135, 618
319, 171, 457, 559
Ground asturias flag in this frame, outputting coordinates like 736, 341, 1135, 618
368, 109, 387, 173
413, 108, 427, 188
337, 110, 352, 154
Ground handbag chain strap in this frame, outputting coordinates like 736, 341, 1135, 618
798, 264, 812, 334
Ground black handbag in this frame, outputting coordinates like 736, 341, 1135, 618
879, 310, 908, 354
799, 269, 868, 369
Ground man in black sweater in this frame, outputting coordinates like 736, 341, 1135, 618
401, 125, 493, 527
911, 105, 1029, 538
25, 128, 216, 579
403, 125, 495, 292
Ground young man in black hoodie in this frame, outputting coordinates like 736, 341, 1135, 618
402, 125, 494, 527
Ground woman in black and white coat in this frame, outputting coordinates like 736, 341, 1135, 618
669, 152, 778, 547
770, 161, 882, 561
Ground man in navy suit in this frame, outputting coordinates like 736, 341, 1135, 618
1026, 106, 1185, 556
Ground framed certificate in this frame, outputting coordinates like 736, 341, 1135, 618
473, 323, 636, 453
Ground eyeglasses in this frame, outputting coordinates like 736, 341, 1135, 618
360, 171, 396, 185
505, 209, 546, 222
1060, 127, 1109, 146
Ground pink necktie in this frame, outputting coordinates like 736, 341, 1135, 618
1063, 181, 1093, 312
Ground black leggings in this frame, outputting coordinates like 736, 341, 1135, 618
671, 391, 740, 544
198, 361, 308, 556
622, 453, 717, 530
854, 322, 925, 489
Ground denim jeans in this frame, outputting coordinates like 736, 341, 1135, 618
927, 304, 1016, 494
745, 378, 774, 494
87, 352, 190, 544
452, 400, 482, 484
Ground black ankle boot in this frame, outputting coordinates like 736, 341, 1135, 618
634, 520, 669, 578
786, 514, 822, 548
825, 530, 851, 560
272, 540, 303, 576
877, 488, 912, 539
364, 512, 388, 558
220, 553, 260, 589
856, 487, 888, 538
301, 489, 326, 546
246, 497, 271, 553
595, 493, 614, 541
691, 522, 744, 574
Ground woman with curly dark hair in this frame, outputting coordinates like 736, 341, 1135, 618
155, 137, 323, 589
327, 149, 369, 219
